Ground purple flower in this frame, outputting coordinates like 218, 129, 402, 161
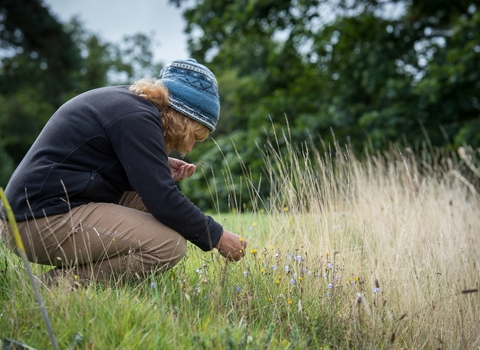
290, 279, 295, 285
236, 286, 241, 292
150, 282, 156, 289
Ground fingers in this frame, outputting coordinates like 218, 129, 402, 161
217, 230, 247, 262
171, 164, 196, 181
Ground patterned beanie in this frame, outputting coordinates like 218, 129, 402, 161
158, 59, 220, 132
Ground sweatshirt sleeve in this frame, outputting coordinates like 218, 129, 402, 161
104, 107, 223, 251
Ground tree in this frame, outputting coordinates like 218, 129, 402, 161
173, 0, 480, 210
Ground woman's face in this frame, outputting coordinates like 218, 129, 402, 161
186, 139, 195, 153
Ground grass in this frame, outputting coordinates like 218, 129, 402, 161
0, 138, 479, 349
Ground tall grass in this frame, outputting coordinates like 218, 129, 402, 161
0, 135, 479, 349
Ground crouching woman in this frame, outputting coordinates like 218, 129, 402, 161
0, 59, 247, 283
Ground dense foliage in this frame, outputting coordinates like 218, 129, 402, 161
177, 0, 480, 210
1, 0, 479, 210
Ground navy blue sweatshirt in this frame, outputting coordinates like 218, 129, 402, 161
2, 86, 222, 251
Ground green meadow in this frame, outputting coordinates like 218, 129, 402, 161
1, 141, 479, 349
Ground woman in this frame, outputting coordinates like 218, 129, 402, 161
0, 59, 247, 283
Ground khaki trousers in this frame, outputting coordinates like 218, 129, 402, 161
0, 192, 186, 281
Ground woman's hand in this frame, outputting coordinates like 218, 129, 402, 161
216, 230, 247, 262
168, 157, 196, 181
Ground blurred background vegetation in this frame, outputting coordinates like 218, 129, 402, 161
1, 0, 479, 210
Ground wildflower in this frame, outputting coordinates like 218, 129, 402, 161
301, 267, 307, 273
260, 209, 265, 213
252, 222, 257, 227
74, 275, 79, 281
238, 237, 243, 242
287, 298, 293, 305
248, 226, 253, 231
294, 255, 302, 262
326, 251, 329, 257
150, 282, 156, 289
275, 279, 280, 285
333, 225, 338, 231
373, 279, 381, 293
326, 292, 331, 297
250, 248, 257, 255
243, 271, 248, 277
327, 263, 333, 269
327, 283, 333, 289
285, 265, 290, 273
196, 269, 201, 274
271, 265, 277, 271
284, 206, 289, 212
277, 275, 282, 280
236, 286, 241, 292
299, 277, 303, 281
275, 253, 280, 259
293, 273, 298, 279
260, 268, 265, 274
290, 279, 295, 285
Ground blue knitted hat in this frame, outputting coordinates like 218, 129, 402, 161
158, 59, 220, 132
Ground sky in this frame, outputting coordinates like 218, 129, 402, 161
43, 0, 190, 64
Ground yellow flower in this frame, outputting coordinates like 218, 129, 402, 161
275, 280, 280, 285
260, 268, 265, 274
238, 237, 243, 242
260, 209, 265, 213
74, 275, 79, 281
250, 248, 257, 255
287, 298, 293, 305
284, 206, 289, 212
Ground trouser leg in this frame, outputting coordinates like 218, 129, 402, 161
2, 193, 186, 281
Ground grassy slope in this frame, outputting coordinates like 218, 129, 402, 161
0, 143, 479, 349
